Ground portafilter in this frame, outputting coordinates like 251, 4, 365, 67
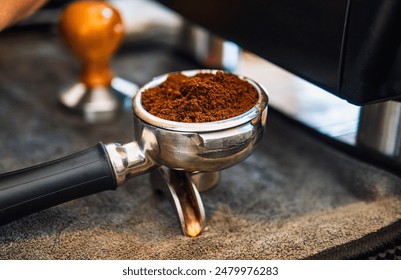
0, 69, 268, 236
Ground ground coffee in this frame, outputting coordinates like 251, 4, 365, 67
141, 71, 258, 123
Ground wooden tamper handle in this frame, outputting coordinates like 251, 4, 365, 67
59, 1, 124, 88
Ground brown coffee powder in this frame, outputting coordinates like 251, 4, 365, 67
141, 71, 259, 123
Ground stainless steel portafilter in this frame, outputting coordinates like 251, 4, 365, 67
0, 70, 268, 237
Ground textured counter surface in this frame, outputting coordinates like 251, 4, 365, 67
1, 30, 401, 259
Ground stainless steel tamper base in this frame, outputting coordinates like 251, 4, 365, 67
59, 77, 138, 123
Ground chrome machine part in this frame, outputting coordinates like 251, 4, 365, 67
357, 100, 401, 161
180, 23, 241, 72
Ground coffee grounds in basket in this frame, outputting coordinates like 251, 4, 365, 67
140, 71, 258, 123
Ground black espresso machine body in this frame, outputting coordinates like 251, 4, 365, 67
157, 0, 401, 106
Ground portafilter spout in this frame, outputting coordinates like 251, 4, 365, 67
0, 70, 268, 236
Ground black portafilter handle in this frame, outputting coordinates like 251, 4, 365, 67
0, 143, 117, 226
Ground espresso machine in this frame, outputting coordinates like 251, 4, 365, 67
0, 0, 401, 260
155, 0, 401, 164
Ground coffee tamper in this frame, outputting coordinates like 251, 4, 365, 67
59, 1, 137, 123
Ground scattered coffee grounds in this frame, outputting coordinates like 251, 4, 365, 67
141, 71, 259, 123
